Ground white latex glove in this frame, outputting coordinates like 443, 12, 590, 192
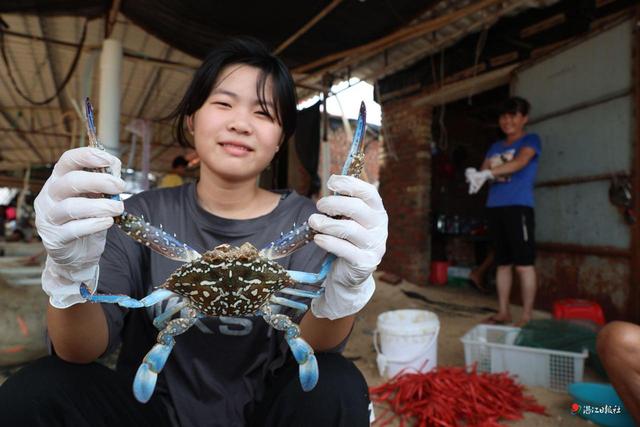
464, 167, 477, 182
466, 169, 494, 194
308, 175, 388, 320
35, 147, 125, 308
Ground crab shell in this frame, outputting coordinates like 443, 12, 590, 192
160, 242, 295, 316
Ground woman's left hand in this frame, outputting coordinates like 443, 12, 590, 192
308, 175, 388, 320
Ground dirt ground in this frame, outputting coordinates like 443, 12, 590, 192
0, 263, 596, 426
347, 272, 594, 426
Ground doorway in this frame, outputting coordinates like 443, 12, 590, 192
429, 85, 509, 289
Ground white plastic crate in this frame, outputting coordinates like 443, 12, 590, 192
460, 324, 588, 392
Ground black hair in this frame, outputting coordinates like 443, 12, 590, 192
168, 36, 297, 148
499, 96, 530, 116
172, 155, 188, 169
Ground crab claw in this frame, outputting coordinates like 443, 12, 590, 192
286, 335, 312, 364
133, 342, 173, 403
286, 335, 318, 391
299, 353, 319, 391
133, 363, 157, 403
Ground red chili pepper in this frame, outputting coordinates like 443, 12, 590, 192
370, 365, 548, 426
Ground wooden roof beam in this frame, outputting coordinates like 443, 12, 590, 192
37, 16, 73, 133
293, 0, 506, 78
274, 0, 343, 55
0, 127, 177, 149
0, 28, 197, 72
105, 0, 122, 38
0, 111, 45, 162
361, 0, 532, 83
132, 47, 173, 119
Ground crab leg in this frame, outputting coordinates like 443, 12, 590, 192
84, 98, 201, 263
116, 212, 202, 263
260, 102, 367, 261
134, 308, 200, 403
269, 296, 309, 311
261, 306, 318, 391
277, 288, 324, 298
79, 283, 174, 308
153, 300, 189, 330
285, 255, 335, 284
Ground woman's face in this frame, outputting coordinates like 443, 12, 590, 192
499, 112, 528, 138
190, 64, 283, 183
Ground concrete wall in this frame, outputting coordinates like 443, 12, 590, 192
513, 19, 635, 320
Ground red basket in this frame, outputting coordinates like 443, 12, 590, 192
553, 299, 605, 326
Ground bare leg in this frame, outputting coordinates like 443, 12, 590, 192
597, 321, 640, 423
515, 265, 536, 325
494, 265, 513, 322
469, 250, 495, 290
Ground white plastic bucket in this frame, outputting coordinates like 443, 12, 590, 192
373, 309, 440, 378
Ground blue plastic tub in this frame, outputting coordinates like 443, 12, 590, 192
568, 382, 635, 427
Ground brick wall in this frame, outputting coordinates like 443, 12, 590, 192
378, 97, 433, 284
288, 117, 380, 196
327, 121, 380, 185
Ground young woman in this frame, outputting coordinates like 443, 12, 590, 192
0, 37, 387, 427
466, 97, 541, 327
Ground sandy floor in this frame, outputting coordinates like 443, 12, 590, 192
347, 272, 594, 426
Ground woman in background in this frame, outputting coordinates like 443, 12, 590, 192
466, 97, 541, 327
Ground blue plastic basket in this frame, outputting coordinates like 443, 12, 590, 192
568, 382, 635, 427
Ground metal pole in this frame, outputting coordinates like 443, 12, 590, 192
98, 39, 123, 156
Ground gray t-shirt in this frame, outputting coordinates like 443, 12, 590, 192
98, 183, 326, 427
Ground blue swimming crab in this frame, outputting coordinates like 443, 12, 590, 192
78, 98, 367, 403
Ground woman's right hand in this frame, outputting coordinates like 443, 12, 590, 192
34, 147, 125, 308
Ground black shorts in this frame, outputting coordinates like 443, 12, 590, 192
487, 206, 536, 266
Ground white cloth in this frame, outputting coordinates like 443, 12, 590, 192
34, 147, 125, 308
309, 175, 388, 320
464, 167, 477, 182
465, 168, 494, 194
